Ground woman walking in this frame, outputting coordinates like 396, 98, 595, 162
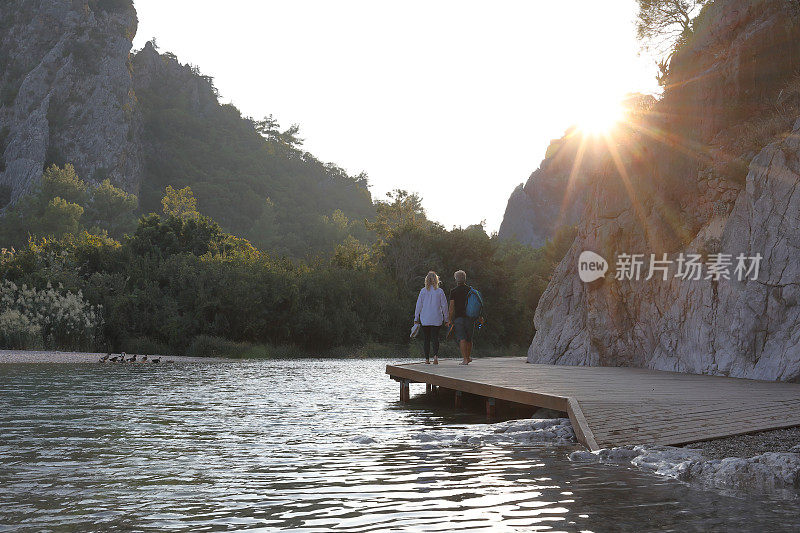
414, 271, 449, 364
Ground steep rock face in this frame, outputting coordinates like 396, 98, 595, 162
498, 160, 587, 248
0, 0, 142, 205
499, 96, 657, 249
666, 0, 800, 143
531, 120, 800, 381
498, 134, 602, 248
132, 42, 219, 118
528, 0, 800, 381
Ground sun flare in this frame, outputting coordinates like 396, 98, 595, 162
576, 98, 626, 135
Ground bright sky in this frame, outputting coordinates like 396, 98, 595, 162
132, 0, 658, 232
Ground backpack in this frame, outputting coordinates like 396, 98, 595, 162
465, 286, 484, 318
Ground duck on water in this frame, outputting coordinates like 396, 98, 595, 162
100, 352, 161, 364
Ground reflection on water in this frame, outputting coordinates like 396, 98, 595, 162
0, 359, 797, 532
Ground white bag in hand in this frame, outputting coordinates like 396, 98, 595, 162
410, 323, 421, 338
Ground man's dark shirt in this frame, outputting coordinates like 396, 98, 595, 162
449, 284, 470, 319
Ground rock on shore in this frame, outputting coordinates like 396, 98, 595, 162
570, 445, 800, 497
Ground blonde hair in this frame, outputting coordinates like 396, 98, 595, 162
454, 270, 466, 284
424, 271, 440, 290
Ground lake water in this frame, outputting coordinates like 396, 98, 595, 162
0, 359, 798, 532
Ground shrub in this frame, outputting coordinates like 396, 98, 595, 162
186, 334, 243, 357
0, 280, 102, 350
0, 309, 42, 349
711, 73, 800, 185
186, 335, 296, 358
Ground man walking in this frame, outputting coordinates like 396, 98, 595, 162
448, 270, 483, 365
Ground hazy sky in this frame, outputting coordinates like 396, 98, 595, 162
132, 1, 658, 232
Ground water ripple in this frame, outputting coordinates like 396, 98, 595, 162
0, 359, 798, 532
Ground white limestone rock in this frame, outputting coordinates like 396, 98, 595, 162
0, 0, 143, 205
524, 0, 800, 382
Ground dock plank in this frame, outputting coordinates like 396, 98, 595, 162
385, 359, 800, 451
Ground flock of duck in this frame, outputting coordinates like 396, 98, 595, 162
98, 352, 163, 364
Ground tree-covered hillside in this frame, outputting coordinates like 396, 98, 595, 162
132, 42, 374, 257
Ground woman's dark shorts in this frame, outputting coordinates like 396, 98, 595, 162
454, 317, 474, 342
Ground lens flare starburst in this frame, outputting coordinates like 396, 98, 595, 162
576, 97, 626, 136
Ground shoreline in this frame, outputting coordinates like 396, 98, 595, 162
0, 349, 235, 364
0, 347, 525, 363
686, 426, 800, 460
569, 425, 800, 497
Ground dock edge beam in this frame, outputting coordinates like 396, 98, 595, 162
567, 398, 599, 451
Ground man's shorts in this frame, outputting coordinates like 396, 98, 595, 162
454, 317, 474, 342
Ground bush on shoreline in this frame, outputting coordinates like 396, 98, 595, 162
0, 280, 102, 350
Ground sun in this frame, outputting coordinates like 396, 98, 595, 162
576, 97, 626, 135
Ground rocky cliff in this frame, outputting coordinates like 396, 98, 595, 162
497, 132, 593, 248
498, 98, 656, 249
518, 0, 800, 381
0, 0, 142, 206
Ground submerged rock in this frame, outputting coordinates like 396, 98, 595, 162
349, 435, 376, 444
410, 418, 576, 448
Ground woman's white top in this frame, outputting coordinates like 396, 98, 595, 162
414, 287, 449, 326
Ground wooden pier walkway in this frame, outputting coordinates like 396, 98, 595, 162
386, 358, 800, 451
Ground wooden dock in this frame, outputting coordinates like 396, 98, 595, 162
386, 358, 800, 451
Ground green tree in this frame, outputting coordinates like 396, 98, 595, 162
40, 197, 84, 237
636, 0, 708, 57
333, 235, 374, 271
87, 179, 138, 237
367, 189, 428, 242
41, 164, 87, 207
254, 115, 304, 148
162, 185, 199, 220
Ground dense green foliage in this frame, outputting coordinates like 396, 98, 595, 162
0, 177, 572, 355
133, 45, 374, 257
0, 164, 137, 246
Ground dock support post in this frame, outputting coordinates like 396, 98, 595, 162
454, 390, 462, 408
486, 397, 496, 419
400, 380, 410, 403
426, 383, 432, 395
